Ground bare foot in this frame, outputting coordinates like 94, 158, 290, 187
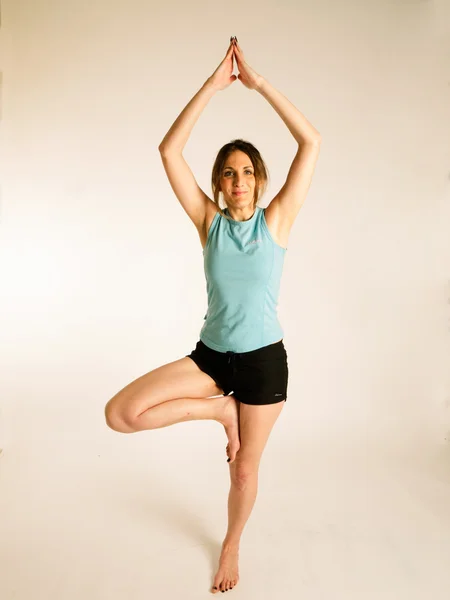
216, 396, 240, 463
211, 544, 240, 593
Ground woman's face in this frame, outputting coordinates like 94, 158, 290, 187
220, 150, 256, 208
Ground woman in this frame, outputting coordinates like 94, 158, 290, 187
105, 37, 321, 594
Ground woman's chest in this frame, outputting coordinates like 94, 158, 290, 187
201, 207, 287, 250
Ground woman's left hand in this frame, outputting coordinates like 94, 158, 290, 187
233, 40, 264, 91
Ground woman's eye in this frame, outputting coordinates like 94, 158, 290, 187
224, 171, 253, 176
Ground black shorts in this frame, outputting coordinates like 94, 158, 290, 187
186, 339, 289, 406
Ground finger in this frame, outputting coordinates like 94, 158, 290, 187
222, 44, 234, 65
235, 42, 244, 58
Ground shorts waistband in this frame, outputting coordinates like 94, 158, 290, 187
216, 339, 285, 364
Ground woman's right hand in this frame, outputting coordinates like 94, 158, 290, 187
207, 41, 237, 92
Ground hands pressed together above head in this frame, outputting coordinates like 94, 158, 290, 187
208, 37, 264, 93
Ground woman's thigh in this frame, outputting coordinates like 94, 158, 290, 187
233, 400, 285, 466
105, 356, 225, 424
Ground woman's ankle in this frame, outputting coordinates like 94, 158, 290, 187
222, 537, 240, 551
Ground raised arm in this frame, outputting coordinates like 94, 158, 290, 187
233, 39, 321, 236
158, 41, 237, 233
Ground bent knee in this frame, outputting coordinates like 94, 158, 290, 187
104, 401, 134, 433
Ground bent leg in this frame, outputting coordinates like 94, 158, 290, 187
120, 395, 234, 433
104, 357, 241, 459
105, 356, 224, 432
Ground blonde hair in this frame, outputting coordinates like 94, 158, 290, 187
211, 139, 269, 220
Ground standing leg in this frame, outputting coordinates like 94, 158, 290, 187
212, 399, 285, 593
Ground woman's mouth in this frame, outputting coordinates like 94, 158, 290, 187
232, 191, 247, 196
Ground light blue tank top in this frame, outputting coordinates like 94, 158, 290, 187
199, 205, 287, 353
